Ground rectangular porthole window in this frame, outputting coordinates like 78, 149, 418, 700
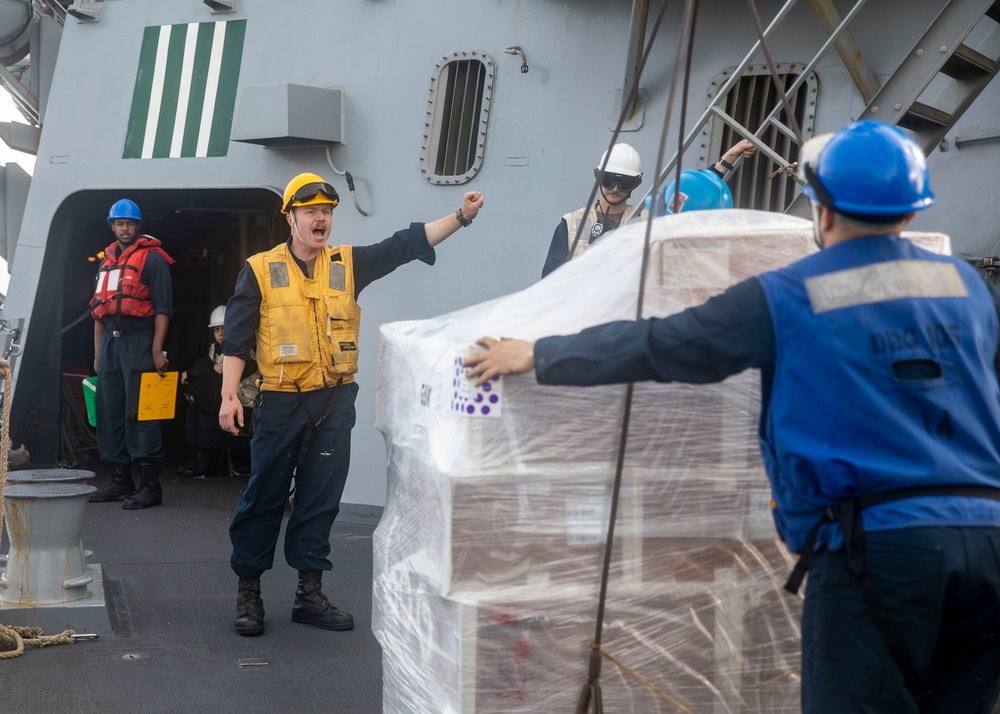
421, 51, 495, 185
705, 64, 818, 211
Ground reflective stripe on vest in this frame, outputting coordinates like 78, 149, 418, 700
90, 236, 173, 323
564, 202, 644, 259
755, 234, 1000, 553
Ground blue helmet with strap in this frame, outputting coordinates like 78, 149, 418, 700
662, 170, 733, 213
107, 199, 143, 227
801, 120, 934, 217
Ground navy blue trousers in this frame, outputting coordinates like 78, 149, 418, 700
229, 383, 358, 578
184, 408, 223, 451
802, 527, 1000, 713
95, 329, 163, 464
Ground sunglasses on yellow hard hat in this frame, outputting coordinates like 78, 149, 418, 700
283, 182, 341, 213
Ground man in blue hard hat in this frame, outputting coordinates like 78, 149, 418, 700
465, 121, 1000, 712
89, 198, 174, 510
661, 168, 734, 214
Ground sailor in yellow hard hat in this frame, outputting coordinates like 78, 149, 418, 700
219, 172, 485, 637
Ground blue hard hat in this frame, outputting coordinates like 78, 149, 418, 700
663, 170, 733, 213
801, 120, 934, 216
107, 199, 143, 225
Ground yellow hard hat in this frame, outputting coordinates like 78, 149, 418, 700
281, 172, 340, 214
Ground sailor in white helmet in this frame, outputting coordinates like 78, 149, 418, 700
540, 139, 755, 277
176, 305, 230, 479
540, 143, 645, 278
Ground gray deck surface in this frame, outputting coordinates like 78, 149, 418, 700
0, 464, 382, 714
9, 465, 1000, 714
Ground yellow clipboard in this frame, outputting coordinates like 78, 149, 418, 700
138, 371, 179, 421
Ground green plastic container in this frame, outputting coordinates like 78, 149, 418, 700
82, 376, 97, 427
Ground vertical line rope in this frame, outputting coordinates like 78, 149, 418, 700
576, 1, 699, 711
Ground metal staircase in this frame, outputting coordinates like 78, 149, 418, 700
639, 0, 1000, 210
861, 0, 1000, 155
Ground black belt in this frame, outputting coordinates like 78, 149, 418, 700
110, 326, 152, 337
786, 484, 1000, 705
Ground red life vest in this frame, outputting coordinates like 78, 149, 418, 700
90, 236, 174, 324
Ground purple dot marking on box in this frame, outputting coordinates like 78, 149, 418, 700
475, 394, 483, 403
489, 395, 498, 404
482, 383, 491, 392
481, 406, 490, 415
466, 405, 475, 414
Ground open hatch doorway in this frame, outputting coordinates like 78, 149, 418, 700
12, 187, 282, 469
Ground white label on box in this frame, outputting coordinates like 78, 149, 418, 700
565, 495, 609, 545
414, 375, 437, 429
449, 353, 502, 418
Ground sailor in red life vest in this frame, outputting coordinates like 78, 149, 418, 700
89, 198, 175, 510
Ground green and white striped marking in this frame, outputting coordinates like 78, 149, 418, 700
123, 19, 246, 159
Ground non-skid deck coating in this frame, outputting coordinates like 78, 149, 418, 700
0, 464, 382, 714
6, 464, 1000, 714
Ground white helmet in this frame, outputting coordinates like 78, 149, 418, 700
595, 143, 642, 192
598, 143, 642, 177
208, 305, 226, 328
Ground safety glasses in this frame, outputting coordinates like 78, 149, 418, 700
284, 182, 340, 213
593, 169, 642, 192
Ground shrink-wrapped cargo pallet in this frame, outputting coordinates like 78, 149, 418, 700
372, 210, 950, 713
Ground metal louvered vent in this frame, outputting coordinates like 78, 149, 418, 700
705, 64, 818, 212
421, 51, 495, 185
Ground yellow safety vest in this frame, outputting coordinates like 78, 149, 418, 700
564, 202, 645, 260
247, 243, 360, 392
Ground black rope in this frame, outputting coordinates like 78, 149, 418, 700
575, 2, 700, 713
668, 0, 699, 217
566, 1, 672, 263
745, 0, 803, 146
294, 378, 343, 476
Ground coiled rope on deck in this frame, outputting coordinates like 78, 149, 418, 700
0, 357, 79, 659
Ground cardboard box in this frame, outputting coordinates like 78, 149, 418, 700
378, 562, 801, 714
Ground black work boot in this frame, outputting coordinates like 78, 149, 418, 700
234, 577, 265, 636
291, 570, 354, 631
193, 449, 219, 479
123, 462, 163, 510
89, 464, 135, 502
176, 451, 205, 476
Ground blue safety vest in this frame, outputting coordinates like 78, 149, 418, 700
756, 234, 1000, 553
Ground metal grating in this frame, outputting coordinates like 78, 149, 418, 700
421, 51, 495, 185
706, 64, 818, 212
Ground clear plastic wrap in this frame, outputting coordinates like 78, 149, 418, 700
372, 210, 950, 713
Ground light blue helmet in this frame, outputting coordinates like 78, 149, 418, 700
801, 120, 934, 217
662, 170, 733, 213
107, 199, 143, 227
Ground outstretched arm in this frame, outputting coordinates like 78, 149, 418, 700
464, 337, 536, 386
713, 139, 757, 174
464, 278, 776, 389
424, 191, 485, 247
